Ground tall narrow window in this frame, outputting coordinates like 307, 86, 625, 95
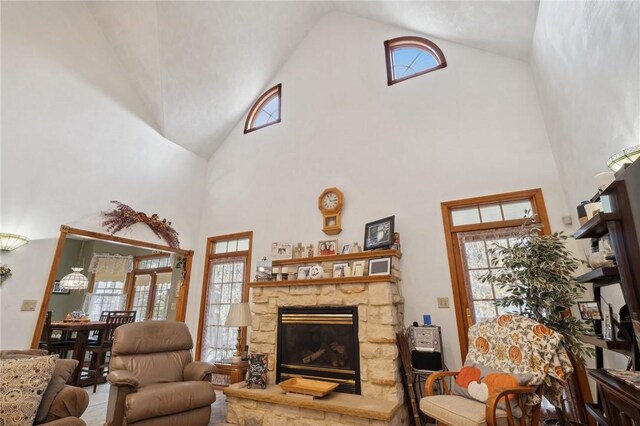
244, 84, 281, 134
126, 254, 173, 321
384, 36, 447, 85
441, 189, 550, 358
196, 232, 252, 362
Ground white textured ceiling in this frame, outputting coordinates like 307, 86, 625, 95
86, 1, 540, 158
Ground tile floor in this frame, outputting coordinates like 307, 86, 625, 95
81, 384, 231, 426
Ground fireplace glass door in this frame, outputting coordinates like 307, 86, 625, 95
276, 306, 360, 394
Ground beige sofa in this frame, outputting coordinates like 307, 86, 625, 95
0, 350, 89, 426
105, 320, 216, 425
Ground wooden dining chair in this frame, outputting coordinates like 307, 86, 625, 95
38, 311, 75, 357
84, 310, 136, 392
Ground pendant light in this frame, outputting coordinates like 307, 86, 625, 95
60, 240, 89, 290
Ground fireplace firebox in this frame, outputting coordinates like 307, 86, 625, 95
276, 306, 361, 394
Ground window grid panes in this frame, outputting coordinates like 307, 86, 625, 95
132, 276, 151, 322
85, 280, 125, 321
391, 46, 438, 80
459, 229, 520, 324
202, 257, 245, 362
139, 256, 171, 269
151, 273, 172, 320
451, 199, 533, 226
212, 238, 250, 255
245, 84, 281, 133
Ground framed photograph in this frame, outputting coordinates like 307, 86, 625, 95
340, 244, 351, 255
52, 280, 70, 294
364, 216, 395, 251
297, 266, 312, 280
578, 301, 602, 320
318, 239, 338, 256
351, 260, 366, 277
332, 262, 349, 278
271, 242, 293, 260
368, 257, 391, 276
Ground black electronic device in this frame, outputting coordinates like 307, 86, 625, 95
407, 325, 444, 372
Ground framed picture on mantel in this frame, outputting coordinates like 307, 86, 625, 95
364, 216, 395, 251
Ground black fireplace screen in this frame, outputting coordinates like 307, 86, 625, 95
276, 306, 360, 394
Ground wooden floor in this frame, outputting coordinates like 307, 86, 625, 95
82, 384, 232, 425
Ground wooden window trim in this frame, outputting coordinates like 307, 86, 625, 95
384, 36, 447, 86
440, 188, 551, 361
244, 84, 281, 134
195, 231, 253, 361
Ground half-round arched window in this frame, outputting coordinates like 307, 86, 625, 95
384, 37, 447, 85
244, 84, 281, 134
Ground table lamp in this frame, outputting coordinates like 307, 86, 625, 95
225, 303, 252, 363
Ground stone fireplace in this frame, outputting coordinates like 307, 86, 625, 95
225, 251, 406, 425
276, 306, 361, 394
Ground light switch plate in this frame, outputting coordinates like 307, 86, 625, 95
170, 303, 177, 311
21, 299, 38, 311
437, 297, 450, 308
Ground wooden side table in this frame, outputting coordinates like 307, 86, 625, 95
214, 360, 248, 388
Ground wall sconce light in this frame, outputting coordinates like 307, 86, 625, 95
607, 144, 640, 172
0, 233, 30, 251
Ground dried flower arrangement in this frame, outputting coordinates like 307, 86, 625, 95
0, 265, 12, 283
102, 201, 180, 248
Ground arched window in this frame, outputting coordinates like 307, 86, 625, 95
244, 84, 281, 134
384, 37, 447, 85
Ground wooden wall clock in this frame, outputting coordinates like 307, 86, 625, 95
318, 187, 343, 235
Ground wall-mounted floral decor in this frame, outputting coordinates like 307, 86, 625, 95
0, 265, 12, 283
102, 201, 180, 248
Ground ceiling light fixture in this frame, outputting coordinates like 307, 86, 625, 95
60, 240, 89, 290
0, 233, 30, 251
607, 144, 640, 172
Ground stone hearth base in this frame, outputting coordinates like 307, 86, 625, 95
224, 385, 404, 425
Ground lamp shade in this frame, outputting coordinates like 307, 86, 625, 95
607, 144, 640, 171
0, 233, 29, 251
225, 303, 252, 327
59, 267, 89, 290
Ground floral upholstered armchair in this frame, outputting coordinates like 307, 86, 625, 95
420, 315, 573, 426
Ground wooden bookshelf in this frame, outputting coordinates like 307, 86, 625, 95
576, 267, 620, 287
573, 212, 620, 239
579, 334, 632, 357
249, 275, 398, 288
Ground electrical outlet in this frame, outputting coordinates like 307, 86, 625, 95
437, 297, 450, 309
21, 299, 37, 311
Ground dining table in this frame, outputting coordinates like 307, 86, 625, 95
50, 320, 107, 386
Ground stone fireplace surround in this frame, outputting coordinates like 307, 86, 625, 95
224, 251, 407, 425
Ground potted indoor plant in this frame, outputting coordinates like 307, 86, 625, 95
481, 215, 593, 425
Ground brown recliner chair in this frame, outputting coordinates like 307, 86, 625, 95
105, 320, 216, 425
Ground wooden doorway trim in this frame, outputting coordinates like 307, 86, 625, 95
195, 231, 253, 361
30, 225, 194, 348
440, 188, 551, 362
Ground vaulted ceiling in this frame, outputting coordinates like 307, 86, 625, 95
86, 1, 540, 158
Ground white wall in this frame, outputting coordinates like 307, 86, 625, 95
0, 2, 206, 349
193, 12, 573, 370
531, 1, 640, 368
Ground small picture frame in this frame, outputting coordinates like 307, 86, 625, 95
297, 266, 312, 280
340, 244, 351, 255
332, 262, 349, 278
52, 280, 70, 294
318, 239, 338, 256
364, 216, 395, 251
577, 301, 602, 320
271, 242, 293, 260
368, 257, 391, 276
351, 260, 366, 277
